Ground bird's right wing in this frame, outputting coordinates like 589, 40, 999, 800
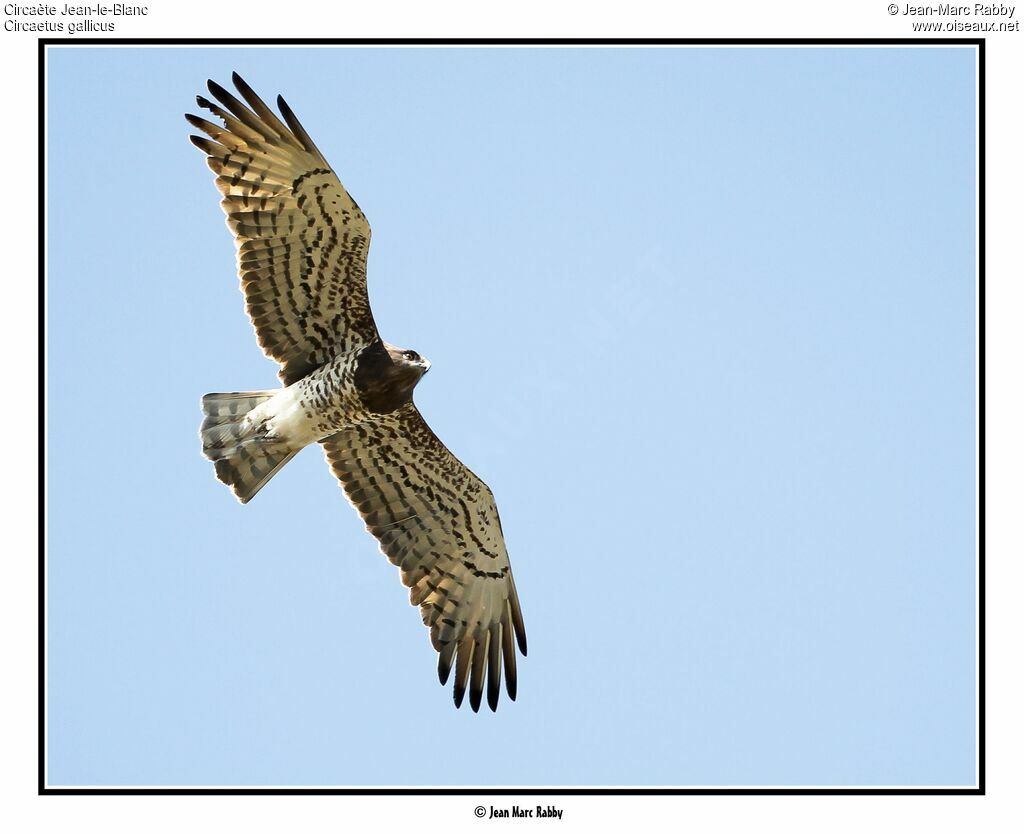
187, 73, 378, 384
321, 402, 527, 712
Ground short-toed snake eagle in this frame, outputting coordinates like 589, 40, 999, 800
188, 73, 526, 712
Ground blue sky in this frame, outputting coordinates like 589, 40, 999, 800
45, 45, 977, 787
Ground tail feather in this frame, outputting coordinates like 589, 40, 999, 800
200, 391, 297, 503
201, 391, 279, 426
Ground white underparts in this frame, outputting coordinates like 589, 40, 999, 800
247, 385, 322, 448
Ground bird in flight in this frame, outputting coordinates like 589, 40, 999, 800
187, 73, 526, 712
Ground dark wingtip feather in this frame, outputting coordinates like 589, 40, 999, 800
469, 640, 488, 715
231, 72, 258, 101
196, 95, 217, 112
501, 604, 518, 701
276, 92, 324, 160
513, 608, 527, 655
513, 606, 528, 655
276, 94, 295, 124
438, 642, 456, 686
508, 582, 528, 657
487, 625, 501, 712
228, 72, 301, 149
207, 79, 238, 110
452, 639, 473, 711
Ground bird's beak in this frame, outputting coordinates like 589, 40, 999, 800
422, 360, 431, 374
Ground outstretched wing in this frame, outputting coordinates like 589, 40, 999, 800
321, 403, 527, 712
187, 73, 377, 385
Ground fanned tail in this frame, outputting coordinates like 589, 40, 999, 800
200, 391, 297, 503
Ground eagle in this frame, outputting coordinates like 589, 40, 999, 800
187, 73, 527, 712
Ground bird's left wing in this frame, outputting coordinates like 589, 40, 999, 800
321, 403, 527, 712
187, 73, 378, 385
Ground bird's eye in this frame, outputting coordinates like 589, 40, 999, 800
402, 350, 419, 361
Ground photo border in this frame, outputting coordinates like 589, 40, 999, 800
38, 36, 985, 796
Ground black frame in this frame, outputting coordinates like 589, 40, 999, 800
38, 37, 986, 796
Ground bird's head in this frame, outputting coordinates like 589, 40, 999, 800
384, 342, 431, 382
355, 340, 432, 413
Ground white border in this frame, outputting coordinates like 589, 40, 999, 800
38, 39, 983, 794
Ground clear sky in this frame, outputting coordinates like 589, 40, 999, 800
45, 45, 977, 787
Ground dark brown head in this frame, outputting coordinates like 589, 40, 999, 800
355, 340, 431, 413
